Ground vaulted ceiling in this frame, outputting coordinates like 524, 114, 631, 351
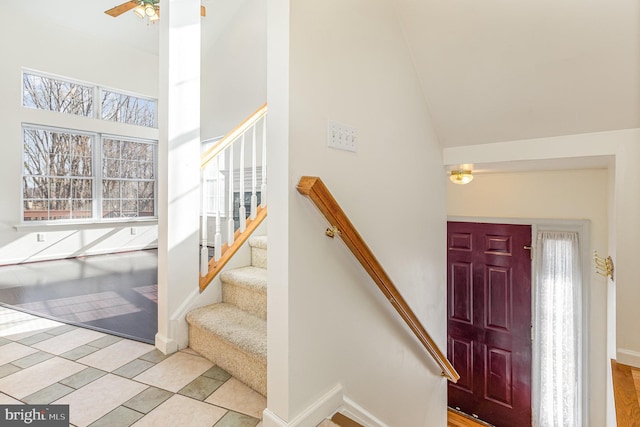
396, 0, 640, 147
10, 0, 640, 149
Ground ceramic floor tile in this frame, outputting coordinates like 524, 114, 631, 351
202, 365, 231, 382
179, 347, 199, 356
17, 332, 56, 345
0, 357, 85, 399
205, 378, 266, 419
0, 392, 23, 404
0, 312, 62, 340
122, 387, 173, 414
60, 367, 107, 389
178, 376, 224, 401
54, 374, 148, 427
60, 345, 100, 361
0, 364, 21, 379
32, 328, 106, 355
87, 335, 122, 349
22, 382, 75, 405
0, 337, 10, 346
131, 394, 227, 427
112, 359, 155, 379
12, 351, 54, 368
77, 339, 154, 372
47, 325, 79, 336
215, 410, 261, 427
88, 406, 144, 427
138, 349, 170, 364
0, 342, 38, 365
133, 352, 213, 393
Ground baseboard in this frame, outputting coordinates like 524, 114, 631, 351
341, 396, 388, 427
616, 348, 640, 368
154, 332, 178, 355
261, 384, 390, 427
262, 384, 343, 427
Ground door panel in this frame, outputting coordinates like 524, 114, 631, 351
448, 222, 532, 427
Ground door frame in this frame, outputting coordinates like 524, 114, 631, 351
448, 216, 591, 426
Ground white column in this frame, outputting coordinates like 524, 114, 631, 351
157, 0, 201, 354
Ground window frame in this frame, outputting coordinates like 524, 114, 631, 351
22, 69, 158, 129
21, 124, 158, 225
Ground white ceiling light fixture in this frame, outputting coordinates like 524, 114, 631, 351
449, 170, 474, 185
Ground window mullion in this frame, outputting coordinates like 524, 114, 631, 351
94, 134, 102, 220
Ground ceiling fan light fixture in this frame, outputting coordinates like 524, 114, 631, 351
133, 5, 145, 19
449, 170, 474, 185
144, 3, 156, 17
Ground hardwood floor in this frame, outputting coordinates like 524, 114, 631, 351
612, 359, 640, 426
447, 408, 493, 427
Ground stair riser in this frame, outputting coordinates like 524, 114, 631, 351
251, 246, 267, 269
222, 283, 267, 320
189, 324, 266, 396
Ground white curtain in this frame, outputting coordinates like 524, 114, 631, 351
533, 231, 582, 427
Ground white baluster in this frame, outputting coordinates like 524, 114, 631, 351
214, 155, 222, 261
227, 143, 235, 246
239, 134, 246, 232
250, 125, 257, 220
200, 169, 208, 277
260, 115, 267, 208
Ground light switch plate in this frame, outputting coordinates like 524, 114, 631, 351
328, 120, 357, 152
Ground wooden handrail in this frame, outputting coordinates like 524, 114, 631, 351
296, 176, 459, 383
201, 103, 267, 169
199, 206, 267, 292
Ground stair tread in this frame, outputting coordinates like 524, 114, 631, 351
220, 266, 267, 291
186, 303, 266, 359
249, 235, 267, 249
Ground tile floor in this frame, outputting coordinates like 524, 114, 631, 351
0, 306, 265, 427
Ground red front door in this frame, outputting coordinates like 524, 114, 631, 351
447, 222, 532, 427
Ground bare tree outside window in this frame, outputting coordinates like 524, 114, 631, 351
23, 73, 93, 117
23, 128, 93, 221
21, 71, 158, 222
101, 91, 157, 128
102, 138, 156, 219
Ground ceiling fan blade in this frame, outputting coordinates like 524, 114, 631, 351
105, 1, 139, 17
201, 5, 206, 17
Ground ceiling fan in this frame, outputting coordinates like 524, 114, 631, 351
105, 1, 206, 22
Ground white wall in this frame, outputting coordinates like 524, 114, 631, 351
0, 9, 159, 264
443, 128, 640, 426
201, 0, 267, 140
267, 0, 448, 425
447, 168, 609, 426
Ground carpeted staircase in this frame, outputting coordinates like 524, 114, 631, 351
186, 235, 267, 396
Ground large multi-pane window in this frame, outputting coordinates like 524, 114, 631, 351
22, 127, 157, 222
101, 90, 156, 128
23, 70, 157, 128
23, 73, 94, 117
102, 138, 156, 218
23, 127, 94, 221
21, 69, 158, 223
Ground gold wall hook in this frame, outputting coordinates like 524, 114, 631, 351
325, 226, 340, 238
594, 251, 614, 281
